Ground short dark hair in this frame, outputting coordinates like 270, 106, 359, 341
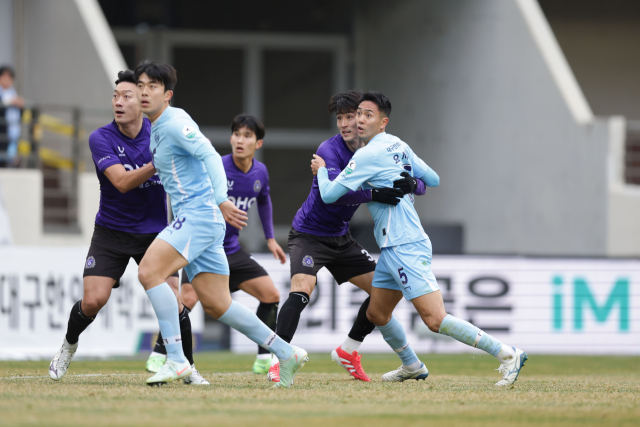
114, 70, 136, 86
231, 114, 265, 140
134, 60, 177, 92
360, 91, 392, 118
0, 66, 15, 79
328, 90, 363, 114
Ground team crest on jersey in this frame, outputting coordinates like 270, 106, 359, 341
253, 180, 262, 192
154, 133, 159, 143
182, 126, 197, 139
85, 256, 96, 269
302, 255, 314, 268
345, 160, 356, 175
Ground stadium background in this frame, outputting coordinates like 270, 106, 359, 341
0, 0, 639, 358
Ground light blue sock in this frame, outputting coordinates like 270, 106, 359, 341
438, 314, 502, 357
377, 316, 419, 366
146, 283, 187, 364
219, 300, 293, 361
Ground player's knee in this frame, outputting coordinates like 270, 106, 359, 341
82, 294, 108, 313
260, 286, 280, 304
137, 264, 156, 288
366, 307, 390, 326
182, 291, 199, 310
422, 313, 445, 333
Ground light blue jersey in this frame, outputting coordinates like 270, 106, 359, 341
150, 106, 230, 277
317, 132, 439, 249
149, 106, 227, 221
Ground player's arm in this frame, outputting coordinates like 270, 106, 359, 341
88, 131, 155, 193
171, 123, 248, 229
103, 163, 156, 193
316, 145, 373, 205
393, 172, 427, 196
256, 175, 286, 264
406, 144, 440, 187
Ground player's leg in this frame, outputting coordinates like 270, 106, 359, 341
325, 238, 378, 381
237, 275, 280, 374
50, 226, 127, 381
190, 269, 307, 388
227, 248, 280, 373
137, 238, 192, 385
275, 229, 332, 346
146, 271, 192, 374
366, 259, 429, 382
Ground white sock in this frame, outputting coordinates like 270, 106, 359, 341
256, 353, 271, 360
403, 360, 423, 372
496, 345, 516, 363
340, 337, 362, 354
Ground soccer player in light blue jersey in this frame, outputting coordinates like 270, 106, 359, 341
311, 92, 527, 386
133, 61, 308, 387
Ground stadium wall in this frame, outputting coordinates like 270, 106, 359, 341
355, 0, 611, 256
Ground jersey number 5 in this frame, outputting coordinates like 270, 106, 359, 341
397, 267, 408, 285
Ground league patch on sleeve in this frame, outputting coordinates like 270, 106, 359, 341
182, 126, 197, 139
345, 160, 356, 175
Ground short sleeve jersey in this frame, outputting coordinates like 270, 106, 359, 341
222, 154, 272, 254
333, 132, 433, 248
149, 106, 224, 224
291, 134, 369, 236
88, 119, 168, 234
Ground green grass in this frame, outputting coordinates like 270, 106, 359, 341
1, 353, 639, 427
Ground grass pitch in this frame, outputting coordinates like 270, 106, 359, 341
1, 353, 639, 427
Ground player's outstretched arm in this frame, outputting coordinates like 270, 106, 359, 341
393, 172, 427, 196
312, 154, 351, 203
103, 163, 157, 193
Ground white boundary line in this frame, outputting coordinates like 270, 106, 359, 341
515, 0, 593, 125
2, 372, 254, 380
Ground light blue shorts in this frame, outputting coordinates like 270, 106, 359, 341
157, 209, 230, 279
372, 239, 440, 300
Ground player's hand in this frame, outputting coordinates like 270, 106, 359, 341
393, 172, 418, 195
219, 200, 248, 230
371, 187, 404, 205
311, 154, 326, 175
267, 238, 286, 264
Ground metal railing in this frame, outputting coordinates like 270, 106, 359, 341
1, 105, 111, 233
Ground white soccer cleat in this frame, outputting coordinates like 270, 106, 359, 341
381, 363, 429, 382
183, 364, 210, 385
495, 347, 528, 386
49, 338, 78, 381
146, 359, 192, 387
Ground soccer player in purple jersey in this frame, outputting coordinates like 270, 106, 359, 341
147, 114, 287, 375
269, 90, 426, 383
48, 71, 206, 385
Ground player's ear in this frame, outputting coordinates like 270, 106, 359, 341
164, 90, 174, 103
381, 116, 389, 130
255, 139, 264, 150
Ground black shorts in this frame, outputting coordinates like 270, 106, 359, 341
181, 247, 268, 293
83, 224, 178, 288
288, 228, 376, 284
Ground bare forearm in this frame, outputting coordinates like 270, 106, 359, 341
114, 163, 156, 192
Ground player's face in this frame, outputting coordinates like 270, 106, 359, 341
357, 101, 388, 143
137, 73, 171, 118
336, 111, 358, 142
112, 82, 141, 125
230, 126, 262, 160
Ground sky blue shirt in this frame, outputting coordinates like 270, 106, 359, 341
317, 132, 439, 248
149, 106, 227, 224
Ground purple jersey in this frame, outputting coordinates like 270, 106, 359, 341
89, 119, 168, 234
222, 154, 274, 254
292, 134, 373, 236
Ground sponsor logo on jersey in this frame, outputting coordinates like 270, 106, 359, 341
97, 156, 111, 164
253, 180, 262, 192
228, 196, 256, 210
117, 147, 126, 157
182, 126, 197, 139
227, 180, 234, 190
345, 160, 356, 175
154, 133, 159, 143
302, 255, 314, 268
85, 256, 96, 269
